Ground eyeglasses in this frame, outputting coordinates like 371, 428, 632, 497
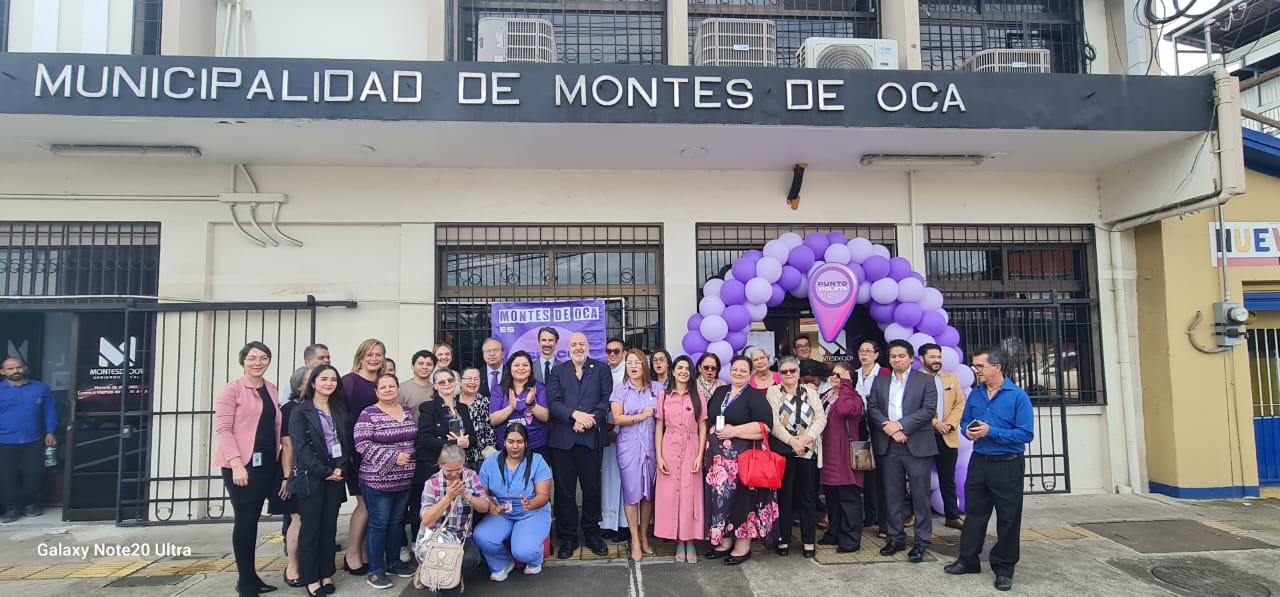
625, 360, 645, 366
700, 365, 719, 372
857, 350, 877, 355
244, 356, 270, 363
779, 368, 799, 375
652, 356, 668, 363
460, 376, 481, 382
971, 364, 992, 370
605, 348, 623, 355
435, 379, 456, 385
483, 347, 503, 354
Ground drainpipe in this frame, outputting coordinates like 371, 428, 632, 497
1110, 227, 1143, 493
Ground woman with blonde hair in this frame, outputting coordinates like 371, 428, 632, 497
341, 338, 386, 575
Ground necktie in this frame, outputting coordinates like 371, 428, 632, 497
544, 360, 552, 382
490, 370, 500, 397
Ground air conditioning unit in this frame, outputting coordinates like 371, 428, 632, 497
693, 18, 777, 67
477, 17, 557, 63
797, 37, 899, 70
958, 48, 1051, 73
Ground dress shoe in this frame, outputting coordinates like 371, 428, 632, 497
802, 547, 816, 559
342, 560, 367, 576
284, 572, 304, 588
235, 582, 277, 594
557, 541, 578, 559
0, 510, 19, 523
943, 561, 981, 575
879, 542, 904, 556
908, 545, 927, 563
306, 586, 324, 597
774, 545, 790, 556
945, 518, 965, 530
724, 551, 753, 566
586, 537, 610, 556
22, 505, 41, 517
836, 545, 861, 554
903, 515, 915, 527
818, 535, 838, 546
705, 548, 730, 560
995, 575, 1013, 591
322, 582, 336, 594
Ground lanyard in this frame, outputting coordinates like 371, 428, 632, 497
720, 386, 745, 417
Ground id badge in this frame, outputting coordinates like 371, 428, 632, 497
715, 416, 725, 432
330, 442, 343, 458
251, 452, 262, 468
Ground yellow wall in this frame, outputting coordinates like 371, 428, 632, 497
1137, 169, 1280, 494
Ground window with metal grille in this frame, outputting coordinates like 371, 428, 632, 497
436, 225, 663, 370
0, 222, 161, 300
925, 224, 1102, 405
688, 0, 879, 67
0, 0, 9, 52
919, 0, 1085, 73
132, 0, 163, 55
456, 0, 665, 64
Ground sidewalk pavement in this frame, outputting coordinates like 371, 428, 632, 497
2, 492, 1280, 596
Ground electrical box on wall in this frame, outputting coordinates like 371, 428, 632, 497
1214, 301, 1250, 348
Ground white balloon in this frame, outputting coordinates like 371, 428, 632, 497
919, 287, 944, 311
699, 295, 725, 316
848, 237, 874, 264
704, 278, 724, 298
745, 301, 768, 321
778, 232, 804, 248
856, 281, 872, 304
871, 244, 891, 259
763, 239, 790, 262
824, 243, 852, 265
755, 256, 783, 283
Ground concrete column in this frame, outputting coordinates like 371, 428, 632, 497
161, 0, 217, 56
879, 0, 921, 70
400, 223, 437, 352
668, 0, 688, 66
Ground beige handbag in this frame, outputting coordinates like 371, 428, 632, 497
413, 500, 465, 592
846, 420, 875, 471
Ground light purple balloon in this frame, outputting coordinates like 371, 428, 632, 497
894, 302, 924, 328
868, 301, 896, 322
827, 231, 849, 246
955, 365, 975, 389
708, 340, 733, 366
884, 322, 912, 341
888, 257, 913, 281
910, 272, 926, 283
871, 244, 891, 259
871, 278, 899, 304
722, 304, 750, 331
803, 232, 831, 257
745, 301, 768, 321
793, 273, 810, 298
936, 326, 960, 347
700, 315, 729, 342
917, 310, 947, 336
720, 279, 747, 305
767, 283, 786, 307
848, 262, 865, 284
778, 232, 803, 249
787, 245, 816, 271
848, 237, 874, 264
742, 249, 764, 262
897, 277, 925, 302
687, 313, 704, 332
724, 270, 734, 281
808, 260, 826, 276
862, 255, 890, 281
704, 278, 724, 298
732, 257, 757, 282
745, 277, 772, 304
938, 308, 950, 324
941, 346, 960, 370
755, 256, 783, 283
856, 281, 872, 304
763, 239, 790, 262
726, 329, 748, 351
824, 243, 852, 265
682, 331, 709, 355
778, 265, 803, 292
699, 295, 725, 316
920, 288, 944, 311
908, 332, 935, 351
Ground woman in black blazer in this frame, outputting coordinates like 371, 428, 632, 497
289, 364, 354, 597
410, 368, 476, 546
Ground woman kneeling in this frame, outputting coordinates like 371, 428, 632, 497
473, 422, 553, 581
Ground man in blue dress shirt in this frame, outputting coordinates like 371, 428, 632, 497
0, 357, 58, 522
943, 347, 1034, 592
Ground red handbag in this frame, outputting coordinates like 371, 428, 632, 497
737, 422, 786, 490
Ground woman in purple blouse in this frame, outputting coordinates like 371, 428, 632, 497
341, 338, 386, 575
489, 351, 551, 462
353, 374, 416, 589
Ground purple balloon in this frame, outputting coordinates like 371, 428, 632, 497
746, 302, 768, 321
704, 278, 724, 298
699, 295, 725, 316
682, 331, 709, 355
778, 265, 803, 292
908, 332, 935, 351
894, 302, 924, 328
848, 262, 865, 285
731, 257, 757, 282
871, 278, 899, 304
763, 239, 790, 262
700, 315, 729, 342
745, 277, 772, 304
722, 304, 750, 331
862, 255, 890, 281
742, 249, 764, 263
803, 232, 831, 257
766, 283, 786, 307
827, 231, 849, 246
910, 272, 926, 283
787, 245, 816, 272
917, 310, 947, 336
720, 279, 747, 305
856, 281, 872, 304
687, 313, 704, 332
936, 325, 960, 347
793, 273, 810, 299
848, 237, 874, 264
920, 288, 944, 311
755, 256, 783, 283
884, 322, 912, 342
708, 340, 733, 366
897, 277, 925, 302
868, 301, 897, 323
726, 329, 748, 351
888, 257, 913, 281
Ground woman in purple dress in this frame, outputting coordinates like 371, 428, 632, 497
610, 348, 660, 561
340, 338, 386, 575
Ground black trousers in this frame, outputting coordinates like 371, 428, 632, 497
935, 435, 961, 520
777, 456, 819, 546
551, 444, 602, 543
822, 484, 864, 550
436, 540, 483, 597
297, 480, 345, 585
0, 441, 43, 512
864, 461, 885, 528
882, 443, 933, 548
957, 454, 1025, 577
231, 497, 267, 592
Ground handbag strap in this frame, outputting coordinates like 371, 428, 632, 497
755, 421, 772, 452
423, 495, 457, 544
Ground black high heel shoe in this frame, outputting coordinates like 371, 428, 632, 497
284, 572, 303, 588
342, 559, 368, 576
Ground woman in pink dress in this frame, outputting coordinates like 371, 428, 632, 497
654, 355, 708, 563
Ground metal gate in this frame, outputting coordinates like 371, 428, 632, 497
1248, 328, 1280, 484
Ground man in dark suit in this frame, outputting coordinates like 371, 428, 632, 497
533, 326, 563, 385
547, 331, 612, 558
478, 337, 505, 400
867, 339, 938, 563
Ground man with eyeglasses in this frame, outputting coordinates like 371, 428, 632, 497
604, 338, 626, 386
944, 348, 1033, 592
792, 336, 830, 379
479, 338, 505, 400
546, 332, 613, 558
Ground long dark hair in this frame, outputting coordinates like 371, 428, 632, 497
650, 349, 672, 384
301, 364, 349, 420
500, 351, 535, 397
670, 355, 702, 421
498, 421, 535, 490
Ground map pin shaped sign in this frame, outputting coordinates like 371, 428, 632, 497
808, 262, 859, 343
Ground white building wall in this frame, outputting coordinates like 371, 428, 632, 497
214, 0, 442, 60
6, 0, 134, 53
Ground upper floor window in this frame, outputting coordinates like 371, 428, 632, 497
133, 0, 162, 55
688, 0, 879, 67
457, 0, 664, 64
920, 0, 1086, 73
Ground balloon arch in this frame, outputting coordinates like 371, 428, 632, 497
679, 231, 975, 513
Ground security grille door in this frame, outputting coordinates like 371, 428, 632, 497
1249, 329, 1280, 484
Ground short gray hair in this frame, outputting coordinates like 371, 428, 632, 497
438, 444, 466, 466
777, 355, 800, 370
977, 347, 1006, 370
431, 368, 456, 384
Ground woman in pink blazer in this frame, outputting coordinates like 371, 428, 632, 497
214, 341, 284, 597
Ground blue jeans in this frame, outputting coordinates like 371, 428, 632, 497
362, 485, 410, 576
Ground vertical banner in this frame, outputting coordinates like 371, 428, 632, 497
491, 300, 607, 362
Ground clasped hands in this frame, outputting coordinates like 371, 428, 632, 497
882, 421, 908, 444
571, 410, 597, 433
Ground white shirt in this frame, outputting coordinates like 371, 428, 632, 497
888, 369, 910, 422
932, 373, 946, 419
856, 366, 878, 407
611, 362, 625, 386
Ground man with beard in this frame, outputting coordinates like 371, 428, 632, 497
919, 343, 967, 530
0, 357, 57, 522
547, 332, 613, 557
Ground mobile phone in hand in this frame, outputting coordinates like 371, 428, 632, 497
967, 420, 983, 431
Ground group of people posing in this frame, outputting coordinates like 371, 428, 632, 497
213, 326, 1036, 596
